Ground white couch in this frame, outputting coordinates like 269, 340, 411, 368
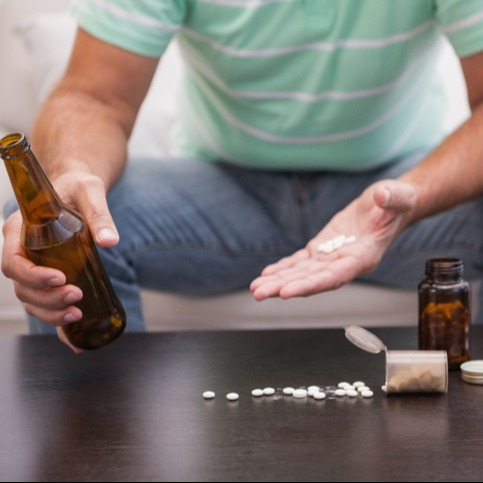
0, 0, 473, 334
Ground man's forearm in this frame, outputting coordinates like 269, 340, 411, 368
399, 100, 483, 225
29, 86, 130, 190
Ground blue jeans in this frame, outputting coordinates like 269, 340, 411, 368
4, 153, 483, 333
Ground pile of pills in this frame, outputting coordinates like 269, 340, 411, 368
385, 368, 447, 393
202, 381, 374, 402
317, 234, 357, 254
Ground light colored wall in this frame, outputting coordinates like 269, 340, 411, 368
0, 1, 72, 333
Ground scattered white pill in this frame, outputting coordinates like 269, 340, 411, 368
308, 385, 320, 396
204, 376, 372, 405
226, 392, 239, 401
292, 389, 308, 398
381, 385, 387, 393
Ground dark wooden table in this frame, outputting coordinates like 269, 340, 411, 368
0, 326, 482, 482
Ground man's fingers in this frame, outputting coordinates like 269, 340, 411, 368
67, 175, 119, 247
79, 183, 119, 247
24, 303, 82, 327
260, 249, 309, 276
252, 256, 353, 300
14, 282, 82, 309
57, 327, 84, 354
373, 180, 417, 213
252, 279, 287, 301
251, 258, 324, 296
3, 253, 66, 289
2, 216, 66, 288
279, 256, 359, 298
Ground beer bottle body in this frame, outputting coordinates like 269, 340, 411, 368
0, 132, 126, 350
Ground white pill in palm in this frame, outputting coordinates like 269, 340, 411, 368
263, 387, 276, 396
332, 235, 345, 248
251, 388, 264, 397
317, 234, 358, 254
292, 389, 308, 398
344, 235, 357, 245
317, 242, 334, 254
226, 392, 239, 401
203, 391, 215, 399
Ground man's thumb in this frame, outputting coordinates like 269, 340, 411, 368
373, 180, 417, 213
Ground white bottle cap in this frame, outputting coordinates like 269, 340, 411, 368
460, 360, 483, 385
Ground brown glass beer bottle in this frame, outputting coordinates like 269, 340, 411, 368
0, 132, 126, 350
418, 257, 471, 369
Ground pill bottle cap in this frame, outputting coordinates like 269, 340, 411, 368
344, 325, 386, 353
460, 360, 483, 385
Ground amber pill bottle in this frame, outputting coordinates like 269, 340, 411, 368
418, 258, 471, 370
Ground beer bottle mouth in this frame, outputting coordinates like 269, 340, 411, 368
0, 132, 29, 159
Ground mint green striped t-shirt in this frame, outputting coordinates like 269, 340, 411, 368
71, 0, 483, 171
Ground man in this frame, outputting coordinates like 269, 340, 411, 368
2, 0, 483, 350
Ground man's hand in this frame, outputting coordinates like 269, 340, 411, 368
1, 171, 118, 353
250, 179, 417, 300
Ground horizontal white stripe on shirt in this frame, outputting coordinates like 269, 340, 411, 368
185, 61, 425, 144
441, 9, 483, 34
185, 47, 429, 102
91, 0, 180, 33
181, 20, 435, 58
198, 0, 296, 8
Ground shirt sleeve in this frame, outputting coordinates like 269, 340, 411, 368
70, 0, 186, 58
434, 0, 483, 57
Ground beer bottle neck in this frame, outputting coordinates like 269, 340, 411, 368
0, 133, 64, 225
